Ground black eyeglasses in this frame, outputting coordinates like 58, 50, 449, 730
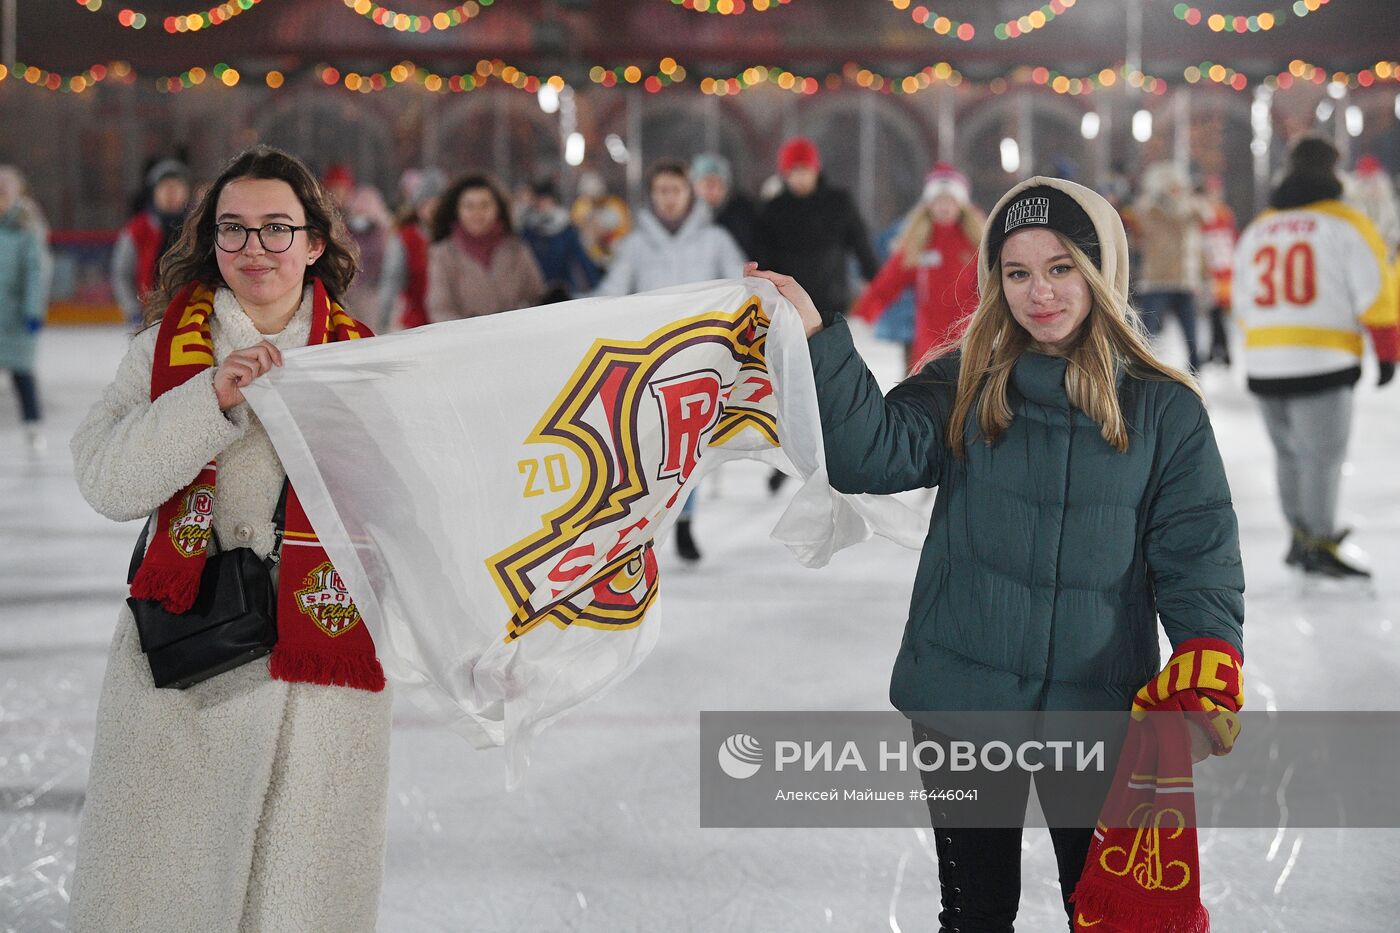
214, 222, 310, 253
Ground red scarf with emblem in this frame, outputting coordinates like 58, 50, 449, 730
128, 279, 385, 692
1071, 638, 1243, 933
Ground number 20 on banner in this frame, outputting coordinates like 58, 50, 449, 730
519, 454, 573, 498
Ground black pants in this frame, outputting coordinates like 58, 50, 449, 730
9, 370, 41, 423
1138, 289, 1200, 372
913, 723, 1119, 933
1207, 304, 1231, 365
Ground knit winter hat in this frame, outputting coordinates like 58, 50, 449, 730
577, 170, 607, 199
921, 163, 970, 205
1354, 154, 1382, 177
691, 152, 733, 186
401, 167, 446, 206
777, 137, 821, 175
146, 159, 189, 188
979, 176, 1129, 304
323, 163, 355, 189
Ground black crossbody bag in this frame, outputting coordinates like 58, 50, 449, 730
125, 483, 287, 689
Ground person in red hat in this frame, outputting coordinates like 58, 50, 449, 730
755, 137, 879, 326
322, 163, 355, 211
756, 137, 880, 492
853, 163, 985, 371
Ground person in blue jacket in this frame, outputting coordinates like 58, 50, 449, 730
0, 165, 51, 452
867, 218, 918, 365
521, 181, 601, 302
747, 176, 1244, 932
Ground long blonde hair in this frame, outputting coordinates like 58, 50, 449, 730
893, 199, 986, 269
942, 233, 1197, 458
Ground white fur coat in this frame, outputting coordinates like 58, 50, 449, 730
68, 288, 392, 932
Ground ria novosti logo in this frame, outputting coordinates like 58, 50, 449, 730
717, 733, 764, 779
715, 733, 1108, 779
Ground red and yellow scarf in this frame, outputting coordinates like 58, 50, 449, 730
129, 279, 385, 692
1071, 638, 1244, 933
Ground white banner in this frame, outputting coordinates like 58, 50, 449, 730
245, 278, 923, 781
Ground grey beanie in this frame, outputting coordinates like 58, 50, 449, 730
691, 153, 733, 186
146, 159, 189, 188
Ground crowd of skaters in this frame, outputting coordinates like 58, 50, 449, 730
2, 132, 1397, 576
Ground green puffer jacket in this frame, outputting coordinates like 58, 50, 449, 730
809, 318, 1244, 713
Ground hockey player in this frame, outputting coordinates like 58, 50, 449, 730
1233, 136, 1399, 577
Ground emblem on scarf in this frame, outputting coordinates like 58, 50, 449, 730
295, 561, 363, 637
168, 484, 215, 557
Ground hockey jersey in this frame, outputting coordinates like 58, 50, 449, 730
1233, 199, 1399, 394
1200, 202, 1237, 309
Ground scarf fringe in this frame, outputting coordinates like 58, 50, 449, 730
1071, 878, 1211, 933
130, 562, 203, 615
270, 646, 386, 693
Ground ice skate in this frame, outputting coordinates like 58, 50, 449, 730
675, 518, 701, 563
1300, 531, 1371, 580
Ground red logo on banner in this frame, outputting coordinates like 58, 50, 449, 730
488, 296, 778, 642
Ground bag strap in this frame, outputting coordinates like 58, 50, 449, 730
269, 478, 290, 565
127, 478, 292, 584
127, 520, 152, 586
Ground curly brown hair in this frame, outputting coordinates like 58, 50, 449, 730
142, 146, 358, 327
429, 173, 514, 243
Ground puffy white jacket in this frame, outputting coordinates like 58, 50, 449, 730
595, 203, 746, 296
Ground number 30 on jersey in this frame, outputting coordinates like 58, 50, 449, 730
1252, 243, 1316, 307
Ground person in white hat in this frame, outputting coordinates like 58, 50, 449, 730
853, 163, 985, 371
749, 175, 1245, 933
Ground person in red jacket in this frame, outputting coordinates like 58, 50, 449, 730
852, 163, 984, 371
1199, 175, 1238, 366
111, 159, 191, 325
382, 169, 444, 331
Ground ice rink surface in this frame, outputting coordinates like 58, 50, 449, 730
3, 319, 1398, 932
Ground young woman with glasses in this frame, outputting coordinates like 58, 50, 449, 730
69, 146, 391, 931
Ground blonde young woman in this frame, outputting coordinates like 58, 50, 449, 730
748, 176, 1245, 931
853, 163, 985, 370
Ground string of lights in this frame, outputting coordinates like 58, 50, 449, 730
70, 0, 264, 33
70, 0, 495, 34
1016, 64, 1170, 96
1268, 59, 1399, 91
1170, 0, 1331, 34
341, 0, 494, 33
62, 0, 1337, 40
667, 0, 792, 14
699, 66, 822, 96
886, 0, 976, 41
1184, 62, 1249, 90
887, 0, 1080, 42
588, 59, 688, 92
992, 0, 1077, 41
308, 59, 560, 95
4, 57, 1397, 97
0, 61, 135, 93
